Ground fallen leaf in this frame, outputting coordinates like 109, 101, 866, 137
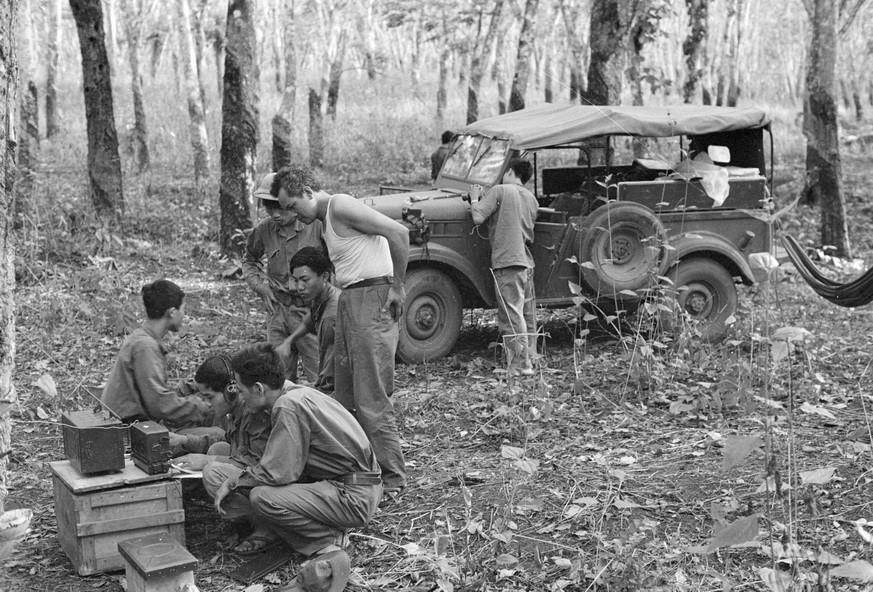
495, 553, 518, 568
758, 567, 792, 592
243, 585, 264, 592
552, 556, 573, 568
831, 560, 873, 583
500, 445, 524, 460
799, 467, 836, 485
34, 374, 57, 399
691, 514, 759, 553
799, 402, 837, 421
722, 435, 763, 471
400, 542, 425, 556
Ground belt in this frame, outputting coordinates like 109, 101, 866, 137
337, 472, 382, 486
344, 276, 392, 289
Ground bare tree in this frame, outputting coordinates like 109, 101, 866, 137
178, 0, 210, 187
467, 0, 504, 124
682, 0, 708, 103
69, 0, 125, 223
120, 0, 150, 173
272, 0, 298, 171
219, 0, 258, 256
309, 88, 324, 167
509, 0, 539, 111
0, 0, 19, 522
559, 0, 589, 103
46, 0, 62, 138
325, 30, 347, 121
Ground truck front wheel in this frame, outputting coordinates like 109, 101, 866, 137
670, 258, 738, 341
397, 268, 463, 363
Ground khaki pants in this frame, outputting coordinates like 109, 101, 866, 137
333, 285, 407, 490
493, 266, 537, 370
202, 462, 381, 556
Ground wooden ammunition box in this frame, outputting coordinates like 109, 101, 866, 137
130, 423, 171, 475
50, 460, 185, 575
61, 410, 126, 475
118, 534, 197, 592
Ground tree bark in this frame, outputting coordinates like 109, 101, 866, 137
724, 0, 743, 106
210, 26, 224, 100
325, 30, 347, 121
0, 0, 19, 516
585, 0, 624, 105
803, 0, 851, 257
509, 0, 539, 112
272, 0, 297, 171
69, 0, 125, 223
467, 0, 504, 124
559, 0, 588, 103
493, 27, 507, 113
15, 0, 37, 229
308, 87, 324, 168
436, 47, 449, 121
178, 0, 210, 187
46, 0, 62, 138
219, 0, 257, 256
682, 0, 708, 103
121, 0, 149, 173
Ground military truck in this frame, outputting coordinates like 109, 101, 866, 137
363, 104, 774, 363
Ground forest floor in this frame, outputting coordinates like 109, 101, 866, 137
6, 150, 873, 591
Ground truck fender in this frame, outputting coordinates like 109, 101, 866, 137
409, 242, 494, 306
669, 231, 756, 284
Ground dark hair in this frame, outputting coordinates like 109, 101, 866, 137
231, 343, 285, 390
290, 246, 332, 277
195, 355, 233, 392
141, 280, 185, 319
507, 158, 533, 184
271, 164, 321, 198
440, 130, 454, 145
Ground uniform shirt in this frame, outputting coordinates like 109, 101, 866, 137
237, 383, 379, 488
304, 283, 341, 393
471, 183, 538, 269
431, 144, 449, 180
222, 399, 271, 468
101, 326, 211, 428
243, 218, 324, 305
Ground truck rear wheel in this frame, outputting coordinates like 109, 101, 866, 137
671, 258, 737, 341
579, 201, 669, 294
397, 268, 463, 363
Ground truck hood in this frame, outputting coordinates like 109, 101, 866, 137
359, 189, 470, 220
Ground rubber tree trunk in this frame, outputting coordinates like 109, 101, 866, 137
0, 0, 18, 516
682, 0, 707, 103
585, 0, 624, 105
325, 30, 347, 121
15, 0, 37, 229
508, 0, 539, 112
178, 0, 210, 188
559, 0, 588, 103
218, 0, 258, 256
46, 0, 62, 138
121, 0, 150, 174
436, 48, 449, 121
308, 88, 324, 168
803, 0, 850, 257
272, 0, 297, 171
493, 32, 507, 113
467, 0, 503, 124
69, 0, 125, 224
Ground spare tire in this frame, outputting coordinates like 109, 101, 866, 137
579, 201, 669, 293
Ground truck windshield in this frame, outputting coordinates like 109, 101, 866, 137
441, 135, 510, 185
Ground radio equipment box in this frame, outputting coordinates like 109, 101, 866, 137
130, 422, 172, 475
61, 410, 126, 475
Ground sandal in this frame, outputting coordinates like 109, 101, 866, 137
233, 531, 281, 556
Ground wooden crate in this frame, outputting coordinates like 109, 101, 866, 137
51, 460, 185, 575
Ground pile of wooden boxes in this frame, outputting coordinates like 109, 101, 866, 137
52, 411, 185, 576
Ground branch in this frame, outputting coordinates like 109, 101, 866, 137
838, 0, 870, 36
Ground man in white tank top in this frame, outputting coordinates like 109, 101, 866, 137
271, 165, 409, 500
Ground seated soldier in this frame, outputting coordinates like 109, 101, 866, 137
278, 247, 340, 394
173, 354, 271, 470
202, 343, 381, 590
101, 279, 223, 455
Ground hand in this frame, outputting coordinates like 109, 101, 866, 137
468, 184, 483, 202
255, 285, 278, 314
168, 432, 189, 450
174, 453, 210, 471
214, 474, 239, 516
385, 285, 406, 322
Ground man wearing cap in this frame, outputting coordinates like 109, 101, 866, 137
271, 164, 408, 502
243, 173, 322, 383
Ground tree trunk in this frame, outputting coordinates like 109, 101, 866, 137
467, 0, 504, 124
559, 0, 588, 103
308, 87, 324, 168
725, 0, 743, 106
178, 0, 210, 187
682, 0, 708, 103
272, 0, 297, 171
851, 79, 863, 121
46, 0, 62, 138
803, 0, 850, 257
121, 0, 149, 173
193, 0, 209, 112
325, 30, 347, 121
149, 30, 165, 78
104, 0, 117, 67
509, 0, 539, 112
585, 0, 624, 105
69, 0, 125, 223
210, 27, 224, 100
15, 0, 37, 229
0, 0, 19, 517
436, 47, 449, 121
493, 31, 507, 113
219, 0, 257, 256
544, 50, 553, 103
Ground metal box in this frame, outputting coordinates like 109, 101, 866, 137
50, 460, 185, 576
61, 410, 126, 475
130, 422, 172, 475
118, 534, 197, 592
